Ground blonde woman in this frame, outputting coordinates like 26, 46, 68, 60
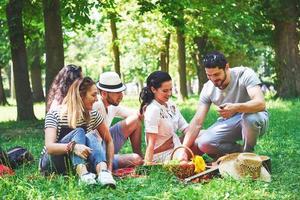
39, 77, 116, 187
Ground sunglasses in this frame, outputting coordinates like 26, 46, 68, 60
203, 54, 218, 63
68, 65, 82, 73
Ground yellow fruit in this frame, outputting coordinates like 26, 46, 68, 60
192, 155, 206, 173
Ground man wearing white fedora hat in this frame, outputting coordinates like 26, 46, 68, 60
93, 71, 143, 169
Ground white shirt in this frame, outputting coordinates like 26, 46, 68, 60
144, 100, 188, 151
93, 97, 135, 127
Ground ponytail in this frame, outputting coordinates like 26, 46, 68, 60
139, 71, 172, 114
139, 86, 154, 114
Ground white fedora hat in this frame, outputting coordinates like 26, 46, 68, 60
96, 72, 126, 92
218, 153, 271, 182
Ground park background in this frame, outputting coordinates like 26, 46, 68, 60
0, 0, 299, 199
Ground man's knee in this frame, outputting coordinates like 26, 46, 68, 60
242, 113, 267, 130
196, 132, 218, 154
121, 115, 142, 135
131, 153, 144, 166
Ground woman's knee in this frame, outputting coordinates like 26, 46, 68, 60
71, 128, 86, 143
73, 128, 86, 137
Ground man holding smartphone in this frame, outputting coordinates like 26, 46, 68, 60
179, 51, 269, 159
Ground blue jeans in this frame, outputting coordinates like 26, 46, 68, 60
39, 128, 106, 175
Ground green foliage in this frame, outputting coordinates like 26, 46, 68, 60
0, 98, 300, 199
61, 0, 96, 30
0, 19, 10, 68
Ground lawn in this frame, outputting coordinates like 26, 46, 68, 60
0, 97, 299, 199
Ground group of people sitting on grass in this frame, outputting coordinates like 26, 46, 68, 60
38, 51, 269, 188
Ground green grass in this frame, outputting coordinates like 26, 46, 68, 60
0, 97, 300, 199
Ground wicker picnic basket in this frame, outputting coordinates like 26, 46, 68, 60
163, 146, 196, 179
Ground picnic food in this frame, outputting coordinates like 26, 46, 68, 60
192, 155, 206, 173
163, 146, 207, 179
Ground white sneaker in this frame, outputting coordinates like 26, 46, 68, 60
79, 172, 97, 185
97, 170, 116, 188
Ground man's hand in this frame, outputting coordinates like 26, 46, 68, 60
217, 103, 237, 119
73, 144, 92, 159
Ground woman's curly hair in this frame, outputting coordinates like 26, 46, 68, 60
46, 64, 82, 112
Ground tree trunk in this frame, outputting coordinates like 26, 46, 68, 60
110, 17, 121, 77
30, 42, 45, 102
273, 2, 300, 98
176, 27, 188, 100
6, 0, 36, 120
43, 0, 64, 94
0, 68, 9, 105
193, 36, 209, 94
160, 33, 170, 72
187, 78, 193, 95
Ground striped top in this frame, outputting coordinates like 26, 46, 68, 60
44, 107, 104, 142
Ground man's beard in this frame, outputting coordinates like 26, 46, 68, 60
107, 94, 120, 106
215, 70, 227, 89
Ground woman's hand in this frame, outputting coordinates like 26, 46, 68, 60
73, 144, 92, 159
176, 148, 189, 162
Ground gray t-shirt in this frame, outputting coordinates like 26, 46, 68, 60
199, 66, 261, 107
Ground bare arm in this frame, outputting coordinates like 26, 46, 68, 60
144, 133, 157, 164
236, 85, 266, 112
96, 122, 114, 171
45, 128, 67, 155
182, 104, 210, 148
218, 85, 266, 118
45, 128, 92, 159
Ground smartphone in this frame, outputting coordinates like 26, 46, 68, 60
219, 105, 225, 109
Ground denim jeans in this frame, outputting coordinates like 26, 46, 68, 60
39, 128, 106, 175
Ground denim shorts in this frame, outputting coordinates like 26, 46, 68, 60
98, 122, 126, 169
109, 122, 126, 154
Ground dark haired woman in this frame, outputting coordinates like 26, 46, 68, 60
139, 71, 189, 164
46, 64, 82, 112
40, 77, 116, 187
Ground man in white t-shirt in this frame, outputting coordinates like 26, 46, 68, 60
179, 51, 269, 159
93, 72, 143, 169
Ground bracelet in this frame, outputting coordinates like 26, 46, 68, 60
66, 141, 76, 154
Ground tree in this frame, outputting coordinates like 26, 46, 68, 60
0, 18, 10, 105
110, 15, 121, 76
6, 0, 36, 120
176, 26, 188, 100
98, 0, 122, 76
23, 1, 45, 102
43, 0, 64, 94
262, 0, 300, 97
29, 41, 44, 102
159, 32, 170, 72
0, 68, 8, 105
192, 35, 208, 94
138, 0, 189, 100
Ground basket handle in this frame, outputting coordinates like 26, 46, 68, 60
170, 146, 194, 160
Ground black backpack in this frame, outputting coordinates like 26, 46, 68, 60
0, 146, 34, 169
